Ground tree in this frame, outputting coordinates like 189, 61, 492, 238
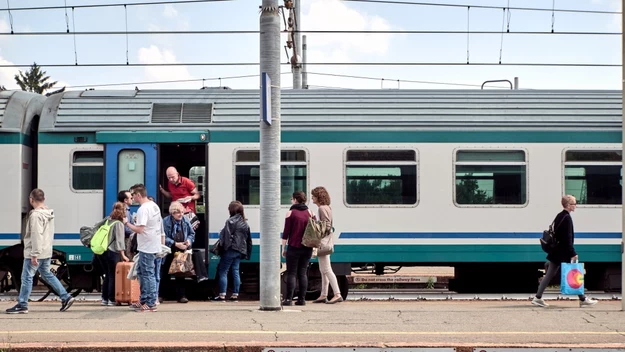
456, 176, 494, 204
0, 85, 5, 91
14, 62, 57, 94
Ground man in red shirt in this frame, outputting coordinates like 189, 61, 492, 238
159, 167, 200, 214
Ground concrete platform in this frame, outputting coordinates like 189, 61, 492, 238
0, 299, 624, 351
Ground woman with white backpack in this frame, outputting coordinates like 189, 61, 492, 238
311, 187, 342, 304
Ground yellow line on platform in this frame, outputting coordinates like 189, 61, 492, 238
1, 331, 623, 335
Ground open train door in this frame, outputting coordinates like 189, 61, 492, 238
103, 144, 157, 217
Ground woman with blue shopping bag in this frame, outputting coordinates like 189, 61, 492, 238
532, 195, 598, 308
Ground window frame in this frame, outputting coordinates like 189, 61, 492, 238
561, 147, 622, 208
232, 147, 310, 208
342, 147, 419, 208
69, 147, 104, 193
452, 147, 529, 208
117, 149, 146, 193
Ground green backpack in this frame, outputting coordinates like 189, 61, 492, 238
90, 219, 118, 255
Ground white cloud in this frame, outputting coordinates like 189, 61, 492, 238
0, 56, 19, 89
0, 19, 9, 33
137, 45, 193, 85
302, 0, 395, 59
163, 4, 179, 18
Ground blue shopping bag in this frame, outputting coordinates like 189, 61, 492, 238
561, 262, 585, 295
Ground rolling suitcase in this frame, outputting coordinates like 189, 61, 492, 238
115, 261, 140, 305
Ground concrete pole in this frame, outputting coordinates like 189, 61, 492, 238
621, 0, 625, 311
292, 0, 302, 89
302, 35, 308, 89
259, 0, 282, 311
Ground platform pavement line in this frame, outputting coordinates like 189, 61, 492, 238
1, 330, 624, 336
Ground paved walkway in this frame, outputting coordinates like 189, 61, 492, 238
0, 300, 624, 351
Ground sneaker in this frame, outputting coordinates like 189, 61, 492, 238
178, 297, 189, 304
228, 296, 239, 302
295, 300, 306, 306
101, 299, 108, 306
580, 298, 598, 307
531, 297, 549, 307
6, 304, 28, 314
60, 296, 75, 312
212, 296, 225, 302
106, 301, 116, 306
135, 303, 157, 312
129, 302, 142, 310
281, 299, 293, 306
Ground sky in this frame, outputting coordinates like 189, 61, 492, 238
0, 0, 621, 91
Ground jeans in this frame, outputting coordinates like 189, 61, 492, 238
96, 250, 120, 302
218, 248, 241, 295
285, 246, 313, 302
318, 254, 340, 297
154, 257, 162, 297
536, 261, 586, 301
137, 251, 157, 306
18, 258, 70, 307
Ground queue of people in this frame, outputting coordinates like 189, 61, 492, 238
5, 170, 596, 313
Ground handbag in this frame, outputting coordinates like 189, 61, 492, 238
168, 250, 195, 276
561, 261, 585, 295
317, 233, 334, 256
210, 239, 222, 256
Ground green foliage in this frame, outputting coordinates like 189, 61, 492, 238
347, 179, 403, 204
14, 62, 57, 94
455, 175, 493, 204
0, 85, 6, 91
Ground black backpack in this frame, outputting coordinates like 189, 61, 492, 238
540, 215, 568, 254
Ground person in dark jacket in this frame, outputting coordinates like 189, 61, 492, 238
213, 201, 252, 302
281, 191, 314, 306
163, 201, 195, 303
532, 195, 597, 308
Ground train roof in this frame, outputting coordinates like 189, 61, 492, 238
0, 90, 46, 133
39, 89, 623, 132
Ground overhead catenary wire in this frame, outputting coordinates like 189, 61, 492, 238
5, 0, 13, 34
0, 0, 618, 15
72, 7, 77, 65
63, 71, 518, 89
0, 30, 621, 36
0, 62, 619, 68
341, 0, 621, 15
0, 0, 233, 12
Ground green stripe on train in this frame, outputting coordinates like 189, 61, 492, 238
4, 244, 614, 265
36, 131, 622, 144
0, 132, 33, 146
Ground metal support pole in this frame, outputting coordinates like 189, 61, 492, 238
259, 0, 281, 311
514, 77, 519, 90
292, 0, 302, 89
621, 0, 625, 311
302, 35, 307, 89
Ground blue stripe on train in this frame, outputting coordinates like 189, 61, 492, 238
207, 232, 622, 239
0, 232, 621, 241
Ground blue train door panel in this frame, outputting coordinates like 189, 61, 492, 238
105, 144, 157, 216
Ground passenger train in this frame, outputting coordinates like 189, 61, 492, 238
0, 88, 621, 299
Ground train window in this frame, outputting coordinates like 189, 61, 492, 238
118, 150, 145, 192
344, 150, 417, 205
71, 151, 104, 191
455, 150, 527, 205
189, 166, 206, 214
564, 150, 622, 205
235, 150, 308, 205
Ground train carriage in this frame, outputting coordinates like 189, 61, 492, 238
0, 88, 622, 297
0, 91, 46, 292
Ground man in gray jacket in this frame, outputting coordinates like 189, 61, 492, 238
6, 189, 75, 314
